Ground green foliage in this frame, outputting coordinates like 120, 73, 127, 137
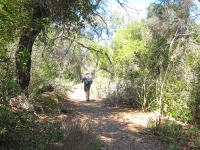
113, 22, 148, 67
166, 144, 179, 150
34, 92, 62, 115
97, 46, 113, 71
1, 0, 200, 148
0, 106, 19, 135
107, 0, 200, 126
0, 59, 20, 100
190, 62, 200, 125
162, 79, 193, 122
17, 50, 31, 67
94, 136, 103, 150
0, 105, 66, 149
0, 0, 29, 43
112, 21, 149, 78
110, 22, 154, 109
159, 121, 185, 144
150, 120, 200, 149
0, 88, 102, 149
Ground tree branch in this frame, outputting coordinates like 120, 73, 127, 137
62, 35, 112, 65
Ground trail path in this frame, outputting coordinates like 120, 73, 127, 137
68, 84, 167, 150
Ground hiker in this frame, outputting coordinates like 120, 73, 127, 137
82, 71, 93, 101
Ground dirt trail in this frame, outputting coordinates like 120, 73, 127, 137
68, 84, 167, 150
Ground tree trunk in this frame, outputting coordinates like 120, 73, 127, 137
15, 29, 40, 93
15, 4, 48, 95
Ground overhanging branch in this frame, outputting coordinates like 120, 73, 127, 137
62, 35, 112, 65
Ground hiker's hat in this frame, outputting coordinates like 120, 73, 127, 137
84, 71, 90, 75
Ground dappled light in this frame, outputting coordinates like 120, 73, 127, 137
69, 100, 165, 149
67, 85, 165, 149
1, 0, 200, 149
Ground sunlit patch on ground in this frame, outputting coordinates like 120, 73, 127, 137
68, 83, 98, 101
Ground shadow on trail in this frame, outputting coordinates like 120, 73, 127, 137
70, 100, 166, 150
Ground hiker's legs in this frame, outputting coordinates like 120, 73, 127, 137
88, 91, 90, 100
85, 91, 90, 100
84, 84, 91, 101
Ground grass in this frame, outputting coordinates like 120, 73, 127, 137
62, 119, 102, 150
147, 117, 200, 149
0, 91, 103, 150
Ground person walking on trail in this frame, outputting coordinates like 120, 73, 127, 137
82, 71, 93, 101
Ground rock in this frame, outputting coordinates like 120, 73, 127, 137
60, 107, 72, 114
10, 97, 20, 107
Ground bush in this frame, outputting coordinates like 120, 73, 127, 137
63, 119, 102, 150
149, 119, 200, 149
0, 91, 103, 150
0, 105, 65, 150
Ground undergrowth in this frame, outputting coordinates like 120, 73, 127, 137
0, 105, 65, 150
0, 93, 103, 150
147, 118, 200, 149
62, 118, 103, 150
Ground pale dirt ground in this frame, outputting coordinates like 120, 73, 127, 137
67, 84, 167, 150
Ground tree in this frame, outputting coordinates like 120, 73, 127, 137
145, 0, 200, 120
111, 22, 150, 109
9, 0, 133, 96
0, 0, 29, 98
14, 0, 104, 94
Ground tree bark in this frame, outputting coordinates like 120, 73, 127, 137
15, 4, 48, 95
15, 29, 40, 93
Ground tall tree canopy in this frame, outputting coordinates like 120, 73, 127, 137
14, 0, 107, 93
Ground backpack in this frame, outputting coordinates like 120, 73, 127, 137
84, 75, 91, 85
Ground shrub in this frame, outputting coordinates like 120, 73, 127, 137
63, 119, 102, 150
0, 105, 65, 150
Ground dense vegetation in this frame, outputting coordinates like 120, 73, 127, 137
1, 0, 200, 149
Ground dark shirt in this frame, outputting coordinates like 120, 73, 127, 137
82, 75, 93, 91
